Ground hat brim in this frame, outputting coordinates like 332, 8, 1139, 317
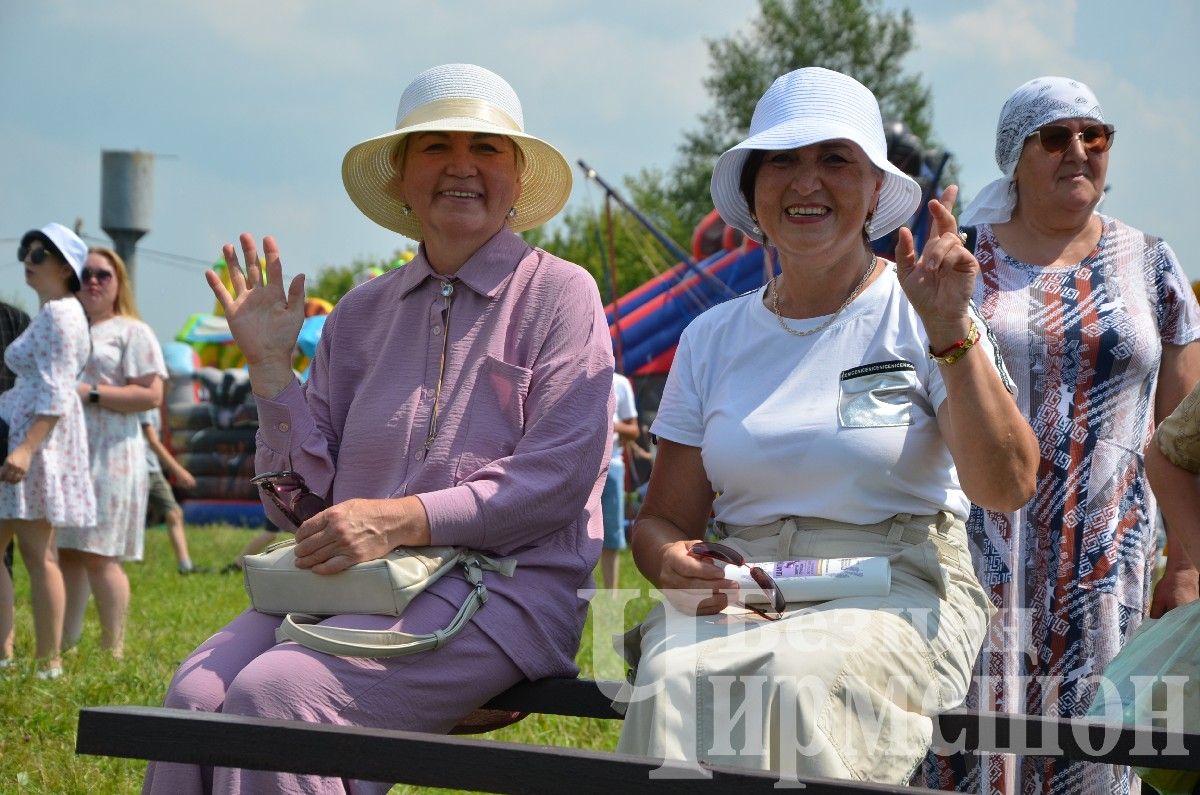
22, 227, 84, 278
710, 118, 922, 243
341, 119, 572, 240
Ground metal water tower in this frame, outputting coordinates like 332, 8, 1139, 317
100, 150, 154, 285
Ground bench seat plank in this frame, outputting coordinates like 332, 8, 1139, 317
936, 709, 1200, 772
76, 706, 929, 794
481, 677, 625, 719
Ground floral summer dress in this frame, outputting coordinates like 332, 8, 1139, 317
0, 297, 95, 525
920, 216, 1200, 794
57, 316, 165, 561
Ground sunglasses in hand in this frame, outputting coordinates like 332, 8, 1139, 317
689, 541, 786, 621
251, 470, 329, 529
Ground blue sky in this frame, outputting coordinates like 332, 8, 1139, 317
2, 0, 1196, 343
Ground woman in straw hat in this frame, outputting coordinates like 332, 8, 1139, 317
144, 63, 613, 794
916, 77, 1200, 795
616, 67, 1037, 782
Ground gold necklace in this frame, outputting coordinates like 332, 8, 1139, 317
769, 255, 878, 338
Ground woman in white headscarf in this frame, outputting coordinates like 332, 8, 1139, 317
919, 76, 1200, 795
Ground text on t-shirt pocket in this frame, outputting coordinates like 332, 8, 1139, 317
838, 360, 919, 428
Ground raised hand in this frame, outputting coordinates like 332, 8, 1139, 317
206, 234, 305, 398
894, 185, 978, 348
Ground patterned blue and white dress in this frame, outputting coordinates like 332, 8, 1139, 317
920, 216, 1200, 794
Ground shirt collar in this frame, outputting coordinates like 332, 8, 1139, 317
396, 229, 532, 299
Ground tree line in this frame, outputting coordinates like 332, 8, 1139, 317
310, 0, 939, 307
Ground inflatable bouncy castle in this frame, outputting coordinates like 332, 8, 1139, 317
166, 260, 338, 525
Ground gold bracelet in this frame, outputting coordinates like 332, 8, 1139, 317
929, 321, 979, 366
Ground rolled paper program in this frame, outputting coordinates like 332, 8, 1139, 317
721, 556, 891, 605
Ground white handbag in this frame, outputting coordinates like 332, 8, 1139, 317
242, 539, 516, 658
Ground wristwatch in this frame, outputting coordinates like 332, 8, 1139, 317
88, 384, 100, 404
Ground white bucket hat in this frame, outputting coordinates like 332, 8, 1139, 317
341, 63, 572, 240
21, 222, 87, 280
710, 67, 922, 243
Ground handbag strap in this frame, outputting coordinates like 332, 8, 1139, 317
273, 553, 516, 658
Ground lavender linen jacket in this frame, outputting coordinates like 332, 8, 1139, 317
254, 230, 615, 679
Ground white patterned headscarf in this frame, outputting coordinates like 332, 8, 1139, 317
960, 76, 1106, 226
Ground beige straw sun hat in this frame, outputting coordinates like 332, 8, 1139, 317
341, 63, 572, 240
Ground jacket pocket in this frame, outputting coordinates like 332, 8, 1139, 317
454, 355, 532, 482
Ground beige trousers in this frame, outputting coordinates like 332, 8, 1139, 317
616, 512, 991, 784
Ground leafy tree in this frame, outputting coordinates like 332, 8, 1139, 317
524, 168, 692, 304
530, 0, 944, 298
307, 250, 413, 305
667, 0, 937, 228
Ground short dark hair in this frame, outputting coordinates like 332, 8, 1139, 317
21, 230, 78, 289
739, 150, 768, 219
21, 230, 67, 265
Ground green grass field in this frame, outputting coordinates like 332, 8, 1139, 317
1, 525, 654, 794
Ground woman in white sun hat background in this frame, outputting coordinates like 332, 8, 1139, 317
144, 63, 614, 794
0, 223, 95, 680
617, 67, 1037, 783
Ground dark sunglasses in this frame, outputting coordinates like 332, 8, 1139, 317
80, 268, 115, 285
17, 245, 54, 265
1028, 123, 1115, 155
689, 541, 786, 620
251, 470, 329, 528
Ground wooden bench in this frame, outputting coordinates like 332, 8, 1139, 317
76, 678, 1198, 793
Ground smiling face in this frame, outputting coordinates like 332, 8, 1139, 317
751, 140, 883, 266
76, 251, 120, 322
1013, 116, 1109, 217
396, 131, 522, 264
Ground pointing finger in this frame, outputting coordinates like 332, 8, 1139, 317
937, 184, 959, 213
929, 184, 960, 239
894, 226, 917, 279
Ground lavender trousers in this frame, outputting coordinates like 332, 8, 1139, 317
142, 593, 523, 794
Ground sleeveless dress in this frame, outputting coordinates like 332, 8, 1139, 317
0, 298, 94, 525
919, 216, 1200, 794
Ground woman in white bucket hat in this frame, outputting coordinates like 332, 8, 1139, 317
0, 224, 94, 680
145, 64, 614, 794
618, 68, 1037, 782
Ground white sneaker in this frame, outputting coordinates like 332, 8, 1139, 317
35, 666, 63, 680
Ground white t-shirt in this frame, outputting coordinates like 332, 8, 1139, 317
141, 408, 162, 473
651, 264, 1012, 525
612, 372, 638, 460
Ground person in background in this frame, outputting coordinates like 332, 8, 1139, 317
58, 246, 165, 658
601, 371, 638, 589
0, 224, 94, 679
141, 400, 207, 574
217, 522, 282, 575
144, 63, 613, 793
920, 76, 1200, 795
0, 300, 31, 665
1148, 380, 1200, 589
